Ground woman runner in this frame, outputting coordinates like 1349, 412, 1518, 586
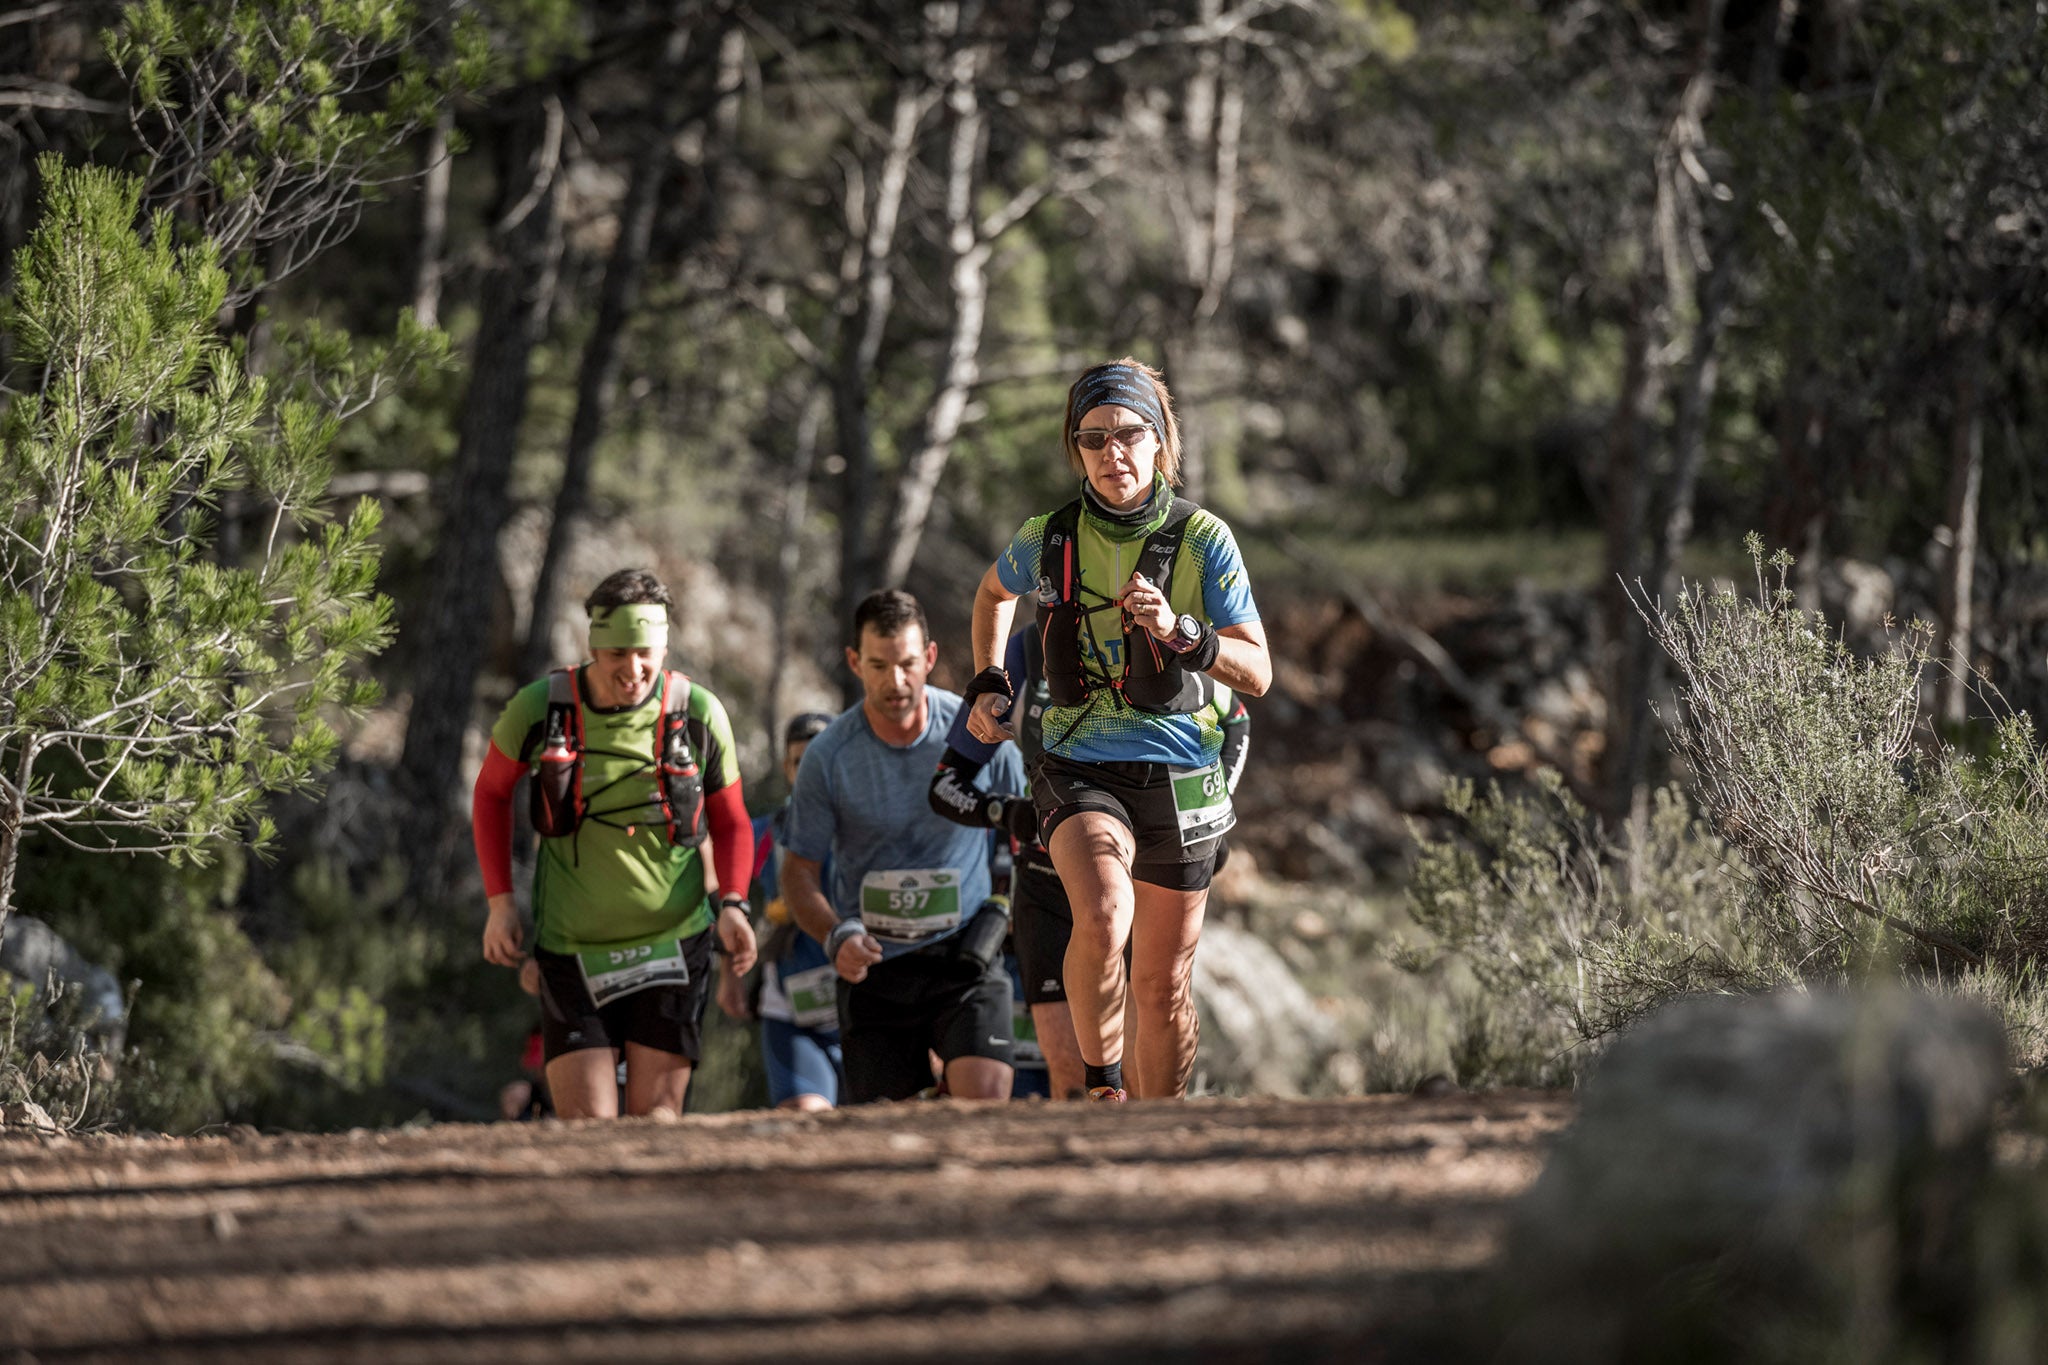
964, 358, 1269, 1101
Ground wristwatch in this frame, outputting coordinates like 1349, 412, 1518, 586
1164, 613, 1204, 653
719, 894, 749, 915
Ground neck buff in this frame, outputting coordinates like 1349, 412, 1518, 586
1081, 472, 1173, 541
1070, 363, 1165, 436
587, 602, 670, 652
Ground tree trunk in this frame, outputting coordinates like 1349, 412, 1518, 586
1617, 244, 1730, 826
767, 392, 828, 744
0, 738, 37, 946
399, 91, 566, 891
1936, 334, 1985, 729
880, 42, 989, 589
1600, 279, 1663, 825
521, 19, 700, 680
833, 83, 926, 661
411, 105, 455, 329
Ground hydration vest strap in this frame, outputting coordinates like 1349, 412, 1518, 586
655, 670, 708, 848
547, 668, 586, 816
531, 668, 588, 844
1036, 496, 1207, 715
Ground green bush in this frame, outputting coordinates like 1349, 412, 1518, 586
1402, 540, 2048, 1084
1401, 775, 1763, 1086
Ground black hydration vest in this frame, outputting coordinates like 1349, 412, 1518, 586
528, 668, 706, 847
1034, 495, 1212, 716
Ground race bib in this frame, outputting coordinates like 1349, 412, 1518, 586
577, 936, 688, 1008
1170, 762, 1236, 847
860, 868, 963, 944
782, 964, 841, 1031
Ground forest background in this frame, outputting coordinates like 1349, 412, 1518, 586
2, 0, 2046, 1131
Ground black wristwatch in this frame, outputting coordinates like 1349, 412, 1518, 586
1164, 613, 1204, 654
719, 894, 749, 915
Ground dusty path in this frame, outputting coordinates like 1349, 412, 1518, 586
1, 1093, 1567, 1364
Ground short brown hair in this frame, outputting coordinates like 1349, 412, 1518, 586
585, 569, 673, 614
1061, 357, 1183, 487
850, 588, 928, 648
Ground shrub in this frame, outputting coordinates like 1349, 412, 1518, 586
1402, 774, 1763, 1086
1401, 538, 2048, 1083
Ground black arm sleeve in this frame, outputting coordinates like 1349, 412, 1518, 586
1219, 697, 1251, 795
929, 746, 997, 828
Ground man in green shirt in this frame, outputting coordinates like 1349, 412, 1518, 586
473, 569, 756, 1118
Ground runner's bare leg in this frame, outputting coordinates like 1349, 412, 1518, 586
622, 1043, 692, 1116
1128, 884, 1207, 1099
1049, 812, 1137, 1073
546, 1049, 621, 1119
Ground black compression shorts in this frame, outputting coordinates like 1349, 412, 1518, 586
533, 927, 715, 1063
1034, 753, 1232, 891
836, 940, 1014, 1103
1011, 853, 1071, 1005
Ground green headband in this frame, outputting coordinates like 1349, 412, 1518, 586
588, 603, 670, 651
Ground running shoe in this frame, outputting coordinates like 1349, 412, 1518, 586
1085, 1085, 1127, 1103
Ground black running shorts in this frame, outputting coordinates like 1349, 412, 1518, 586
1011, 853, 1072, 1005
837, 940, 1014, 1104
1034, 753, 1230, 891
533, 926, 715, 1063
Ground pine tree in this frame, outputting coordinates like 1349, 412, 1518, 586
0, 157, 394, 940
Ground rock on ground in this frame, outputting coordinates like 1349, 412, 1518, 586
1190, 920, 1339, 1096
1493, 988, 2009, 1362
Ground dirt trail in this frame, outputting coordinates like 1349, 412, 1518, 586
1, 1093, 1568, 1364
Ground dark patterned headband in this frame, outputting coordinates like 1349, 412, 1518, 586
1070, 364, 1164, 435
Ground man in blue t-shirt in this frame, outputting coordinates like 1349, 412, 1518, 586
782, 590, 1026, 1104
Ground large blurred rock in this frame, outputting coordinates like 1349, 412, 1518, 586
1190, 921, 1338, 1097
1494, 989, 2008, 1362
0, 915, 126, 1048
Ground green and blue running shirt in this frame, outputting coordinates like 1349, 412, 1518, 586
995, 479, 1259, 767
490, 673, 740, 954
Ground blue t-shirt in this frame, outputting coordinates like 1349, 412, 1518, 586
784, 688, 1025, 959
995, 493, 1258, 766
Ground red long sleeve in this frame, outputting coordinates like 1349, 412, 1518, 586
704, 781, 753, 904
472, 741, 524, 898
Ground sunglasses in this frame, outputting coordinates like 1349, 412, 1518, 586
1072, 423, 1155, 452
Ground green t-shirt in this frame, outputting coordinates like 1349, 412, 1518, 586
490, 670, 740, 953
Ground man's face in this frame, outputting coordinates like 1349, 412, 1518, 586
590, 646, 661, 707
846, 624, 935, 727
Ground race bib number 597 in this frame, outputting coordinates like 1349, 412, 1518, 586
859, 868, 963, 944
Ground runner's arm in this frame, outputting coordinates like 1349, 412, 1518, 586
704, 783, 754, 911
782, 852, 838, 948
704, 783, 757, 974
969, 563, 1023, 742
1209, 621, 1271, 697
930, 746, 1038, 844
971, 560, 1020, 672
472, 742, 525, 965
471, 742, 522, 897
